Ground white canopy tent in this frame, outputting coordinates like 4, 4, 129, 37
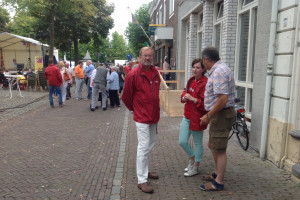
0, 32, 58, 71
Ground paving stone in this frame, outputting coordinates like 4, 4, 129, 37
0, 87, 299, 199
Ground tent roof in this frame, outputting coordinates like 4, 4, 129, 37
82, 50, 92, 60
0, 32, 48, 49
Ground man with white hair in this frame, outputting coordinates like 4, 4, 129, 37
107, 66, 120, 107
85, 60, 95, 99
122, 47, 161, 193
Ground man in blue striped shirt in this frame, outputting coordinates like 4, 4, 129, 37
85, 60, 95, 99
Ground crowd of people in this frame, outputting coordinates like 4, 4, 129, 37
43, 58, 135, 109
2, 46, 236, 194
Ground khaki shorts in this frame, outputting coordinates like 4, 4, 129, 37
209, 107, 236, 153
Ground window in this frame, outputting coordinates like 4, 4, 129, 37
185, 20, 190, 78
169, 0, 174, 17
159, 6, 163, 24
163, 0, 167, 24
213, 0, 224, 56
197, 13, 203, 57
243, 0, 255, 7
235, 0, 258, 117
217, 1, 224, 20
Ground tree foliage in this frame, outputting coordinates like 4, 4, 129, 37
3, 0, 114, 64
0, 7, 10, 31
109, 31, 127, 61
125, 3, 151, 57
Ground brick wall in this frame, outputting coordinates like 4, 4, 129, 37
187, 14, 198, 79
202, 1, 214, 49
222, 0, 238, 69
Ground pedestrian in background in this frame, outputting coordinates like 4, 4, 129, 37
65, 62, 73, 99
199, 47, 236, 191
108, 66, 120, 108
74, 61, 84, 100
118, 65, 125, 97
179, 58, 208, 177
124, 62, 132, 76
122, 47, 161, 193
44, 58, 63, 108
85, 60, 95, 100
91, 63, 108, 111
58, 61, 72, 106
163, 56, 171, 81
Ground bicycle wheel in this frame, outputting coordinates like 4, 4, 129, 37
235, 122, 249, 151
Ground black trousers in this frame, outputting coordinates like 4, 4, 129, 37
109, 90, 120, 107
66, 83, 72, 98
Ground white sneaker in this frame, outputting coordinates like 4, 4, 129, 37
184, 165, 199, 177
184, 160, 195, 172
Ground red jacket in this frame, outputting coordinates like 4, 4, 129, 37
44, 64, 63, 87
181, 76, 208, 131
122, 64, 161, 124
124, 66, 132, 76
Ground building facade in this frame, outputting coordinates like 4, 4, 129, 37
174, 0, 300, 182
149, 0, 178, 69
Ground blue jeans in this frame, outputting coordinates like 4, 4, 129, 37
178, 117, 204, 162
49, 85, 62, 106
87, 78, 92, 99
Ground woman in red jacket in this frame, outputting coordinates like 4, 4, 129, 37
179, 58, 208, 177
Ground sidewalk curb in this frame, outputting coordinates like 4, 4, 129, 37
110, 109, 129, 200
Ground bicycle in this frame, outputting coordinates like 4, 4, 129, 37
228, 98, 250, 151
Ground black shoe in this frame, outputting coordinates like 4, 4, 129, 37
95, 106, 99, 109
103, 107, 107, 111
90, 108, 95, 111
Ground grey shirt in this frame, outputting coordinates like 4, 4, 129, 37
93, 67, 108, 86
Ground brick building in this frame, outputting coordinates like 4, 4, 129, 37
148, 0, 178, 69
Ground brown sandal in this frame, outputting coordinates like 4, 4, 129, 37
200, 181, 224, 191
202, 174, 215, 181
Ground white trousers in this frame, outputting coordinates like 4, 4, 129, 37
135, 122, 157, 184
60, 81, 68, 102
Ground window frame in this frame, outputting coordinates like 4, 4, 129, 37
213, 0, 224, 58
234, 0, 258, 118
169, 0, 174, 18
159, 5, 163, 24
197, 12, 203, 58
163, 0, 167, 24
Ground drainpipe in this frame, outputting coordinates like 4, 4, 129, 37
280, 1, 300, 168
260, 0, 279, 160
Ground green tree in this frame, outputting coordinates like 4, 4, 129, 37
125, 3, 151, 57
60, 35, 109, 63
109, 31, 127, 62
3, 0, 114, 64
6, 10, 36, 36
0, 7, 10, 31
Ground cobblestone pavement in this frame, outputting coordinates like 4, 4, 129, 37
0, 88, 300, 199
0, 89, 49, 124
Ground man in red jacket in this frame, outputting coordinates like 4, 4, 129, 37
44, 58, 63, 108
122, 47, 161, 193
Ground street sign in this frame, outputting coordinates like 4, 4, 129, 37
127, 53, 133, 61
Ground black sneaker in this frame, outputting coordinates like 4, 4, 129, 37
90, 108, 95, 111
95, 106, 99, 109
103, 107, 107, 111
